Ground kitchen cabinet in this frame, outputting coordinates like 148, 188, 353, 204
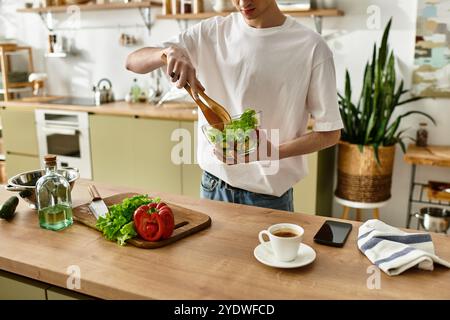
132, 118, 181, 194
5, 153, 40, 179
0, 106, 40, 179
293, 147, 335, 216
0, 107, 39, 155
0, 270, 95, 300
0, 270, 48, 300
89, 114, 134, 188
90, 114, 181, 194
46, 286, 94, 300
180, 121, 202, 198
294, 152, 318, 215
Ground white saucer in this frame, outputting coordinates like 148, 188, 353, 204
254, 243, 316, 269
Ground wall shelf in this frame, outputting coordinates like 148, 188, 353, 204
17, 1, 162, 32
17, 1, 162, 13
45, 52, 67, 58
157, 8, 344, 20
157, 9, 344, 34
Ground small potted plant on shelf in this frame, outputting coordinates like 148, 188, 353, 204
336, 18, 435, 203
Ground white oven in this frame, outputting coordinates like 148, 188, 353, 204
35, 109, 92, 179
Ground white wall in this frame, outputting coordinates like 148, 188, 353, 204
1, 0, 449, 228
1, 0, 185, 98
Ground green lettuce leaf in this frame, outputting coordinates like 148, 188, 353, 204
95, 194, 156, 245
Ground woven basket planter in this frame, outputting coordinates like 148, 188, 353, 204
335, 141, 396, 203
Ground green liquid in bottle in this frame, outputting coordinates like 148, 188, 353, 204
36, 155, 74, 232
38, 203, 73, 231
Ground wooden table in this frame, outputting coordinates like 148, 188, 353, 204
1, 180, 450, 300
404, 145, 450, 167
403, 145, 450, 229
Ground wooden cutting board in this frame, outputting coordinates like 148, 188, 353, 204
72, 193, 211, 249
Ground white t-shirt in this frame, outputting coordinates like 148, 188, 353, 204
163, 13, 343, 197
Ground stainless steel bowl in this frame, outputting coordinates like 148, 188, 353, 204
5, 168, 80, 209
415, 207, 450, 234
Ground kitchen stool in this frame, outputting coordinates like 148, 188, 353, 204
335, 196, 388, 221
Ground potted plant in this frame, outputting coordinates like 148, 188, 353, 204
336, 19, 435, 203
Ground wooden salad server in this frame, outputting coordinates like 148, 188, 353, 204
161, 54, 231, 131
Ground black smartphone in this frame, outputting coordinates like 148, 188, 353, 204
313, 220, 352, 247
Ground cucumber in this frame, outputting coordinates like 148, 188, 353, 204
0, 196, 19, 220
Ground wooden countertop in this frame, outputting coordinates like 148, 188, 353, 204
404, 144, 450, 167
0, 97, 316, 129
1, 180, 450, 299
0, 97, 198, 121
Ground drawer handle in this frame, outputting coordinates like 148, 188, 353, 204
42, 127, 78, 136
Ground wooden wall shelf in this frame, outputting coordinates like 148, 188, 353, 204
157, 9, 344, 20
17, 1, 162, 14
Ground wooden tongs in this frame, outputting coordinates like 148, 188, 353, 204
161, 54, 231, 131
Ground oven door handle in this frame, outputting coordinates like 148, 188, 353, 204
42, 127, 78, 136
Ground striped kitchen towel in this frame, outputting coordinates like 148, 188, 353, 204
358, 219, 450, 276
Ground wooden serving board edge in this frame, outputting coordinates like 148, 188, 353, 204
127, 213, 212, 249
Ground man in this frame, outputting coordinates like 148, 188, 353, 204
126, 0, 343, 212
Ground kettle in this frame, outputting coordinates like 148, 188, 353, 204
93, 78, 114, 106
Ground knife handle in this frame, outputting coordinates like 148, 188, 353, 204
88, 185, 102, 201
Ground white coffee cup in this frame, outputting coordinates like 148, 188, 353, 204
258, 223, 304, 262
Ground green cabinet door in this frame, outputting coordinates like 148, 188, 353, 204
89, 114, 134, 187
5, 153, 40, 180
0, 107, 39, 155
293, 152, 318, 215
180, 121, 202, 198
46, 286, 94, 300
293, 147, 336, 216
0, 270, 48, 300
132, 118, 181, 194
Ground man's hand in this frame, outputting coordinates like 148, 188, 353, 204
163, 46, 205, 98
213, 129, 280, 165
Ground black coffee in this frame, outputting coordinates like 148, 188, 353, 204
273, 229, 298, 238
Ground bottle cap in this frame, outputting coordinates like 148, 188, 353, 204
44, 154, 57, 166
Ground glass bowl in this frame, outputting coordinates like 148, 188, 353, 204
201, 110, 261, 158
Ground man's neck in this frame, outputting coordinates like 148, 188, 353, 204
244, 3, 286, 28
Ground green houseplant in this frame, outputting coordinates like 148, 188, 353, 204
335, 19, 435, 203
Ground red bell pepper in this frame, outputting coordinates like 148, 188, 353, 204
133, 202, 174, 242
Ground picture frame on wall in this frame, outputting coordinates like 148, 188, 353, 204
413, 0, 450, 98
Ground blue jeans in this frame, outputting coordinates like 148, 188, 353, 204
200, 171, 294, 212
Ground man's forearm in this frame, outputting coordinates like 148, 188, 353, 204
278, 130, 341, 160
125, 47, 166, 74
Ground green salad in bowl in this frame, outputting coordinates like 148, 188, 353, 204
202, 109, 261, 158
